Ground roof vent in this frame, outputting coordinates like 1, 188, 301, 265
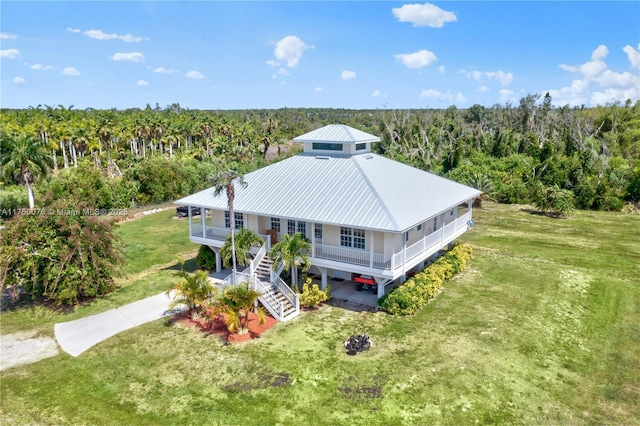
315, 156, 330, 160
365, 154, 374, 159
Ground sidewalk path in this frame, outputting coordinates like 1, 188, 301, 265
55, 292, 178, 357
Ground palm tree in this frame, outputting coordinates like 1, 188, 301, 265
221, 228, 264, 268
269, 232, 311, 288
208, 167, 247, 282
166, 269, 217, 318
0, 133, 52, 209
218, 283, 265, 334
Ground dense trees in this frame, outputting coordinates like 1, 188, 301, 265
0, 98, 638, 217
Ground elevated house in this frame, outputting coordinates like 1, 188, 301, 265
175, 124, 480, 321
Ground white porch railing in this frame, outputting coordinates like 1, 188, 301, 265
191, 225, 228, 240
314, 212, 472, 273
313, 244, 387, 269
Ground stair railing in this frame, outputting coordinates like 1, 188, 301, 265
253, 275, 284, 320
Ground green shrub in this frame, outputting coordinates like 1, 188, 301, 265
0, 200, 122, 305
379, 243, 473, 315
0, 185, 28, 217
298, 277, 330, 308
195, 245, 217, 270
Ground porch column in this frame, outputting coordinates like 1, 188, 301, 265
311, 223, 316, 257
468, 199, 473, 222
369, 231, 374, 268
391, 234, 396, 271
188, 207, 192, 236
200, 208, 206, 238
402, 233, 407, 276
209, 246, 222, 272
377, 280, 385, 298
318, 267, 328, 290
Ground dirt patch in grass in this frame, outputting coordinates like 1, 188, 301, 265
170, 310, 278, 344
0, 330, 60, 371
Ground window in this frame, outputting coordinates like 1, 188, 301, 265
314, 224, 323, 241
404, 232, 410, 243
225, 211, 244, 229
355, 142, 366, 151
354, 229, 366, 249
450, 209, 454, 216
270, 217, 280, 232
433, 217, 438, 230
312, 142, 343, 151
417, 224, 423, 231
340, 227, 366, 250
297, 221, 306, 238
287, 220, 296, 235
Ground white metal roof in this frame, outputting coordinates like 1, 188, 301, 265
176, 151, 481, 233
293, 124, 380, 144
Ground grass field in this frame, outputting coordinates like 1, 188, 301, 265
0, 209, 199, 335
1, 203, 639, 425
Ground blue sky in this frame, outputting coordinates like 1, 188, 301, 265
1, 1, 639, 110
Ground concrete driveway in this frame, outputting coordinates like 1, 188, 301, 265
55, 292, 179, 357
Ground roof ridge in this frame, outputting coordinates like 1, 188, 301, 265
351, 154, 400, 231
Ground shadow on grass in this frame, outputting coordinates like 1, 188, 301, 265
163, 258, 198, 273
520, 207, 567, 219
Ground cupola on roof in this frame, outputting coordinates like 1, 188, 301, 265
293, 124, 380, 144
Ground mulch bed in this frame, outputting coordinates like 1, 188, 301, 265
171, 309, 278, 343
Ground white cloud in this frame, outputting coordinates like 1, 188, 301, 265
420, 89, 466, 103
314, 87, 323, 92
185, 70, 204, 79
111, 52, 145, 62
455, 91, 468, 103
340, 70, 357, 80
591, 86, 640, 106
591, 44, 609, 61
278, 68, 290, 76
464, 69, 513, 86
153, 67, 178, 74
546, 79, 589, 106
266, 59, 280, 66
478, 85, 489, 93
13, 76, 25, 84
394, 50, 437, 69
594, 70, 638, 87
579, 60, 607, 78
136, 80, 149, 86
623, 44, 640, 69
559, 64, 577, 72
373, 89, 381, 97
81, 29, 148, 42
30, 64, 53, 70
1, 32, 17, 39
392, 2, 457, 28
486, 71, 513, 86
66, 27, 80, 33
62, 67, 80, 76
552, 44, 640, 106
273, 35, 313, 68
437, 65, 445, 74
1, 49, 21, 59
498, 89, 518, 103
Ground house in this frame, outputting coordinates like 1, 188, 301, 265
175, 124, 480, 321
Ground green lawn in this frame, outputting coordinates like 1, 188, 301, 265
1, 203, 639, 425
0, 209, 199, 335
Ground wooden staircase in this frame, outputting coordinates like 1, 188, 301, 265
252, 253, 299, 322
